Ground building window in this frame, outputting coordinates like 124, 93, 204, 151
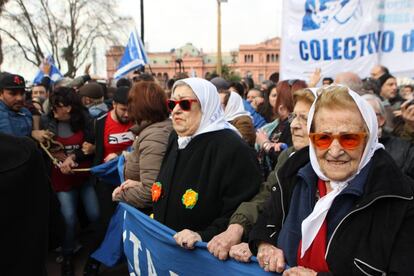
266, 54, 270, 63
275, 54, 279, 62
153, 60, 157, 64
244, 54, 254, 63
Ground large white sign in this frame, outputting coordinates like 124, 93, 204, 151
280, 0, 414, 81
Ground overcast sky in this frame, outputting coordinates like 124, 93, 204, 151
119, 0, 282, 52
2, 0, 282, 78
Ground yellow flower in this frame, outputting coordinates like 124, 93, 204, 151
182, 189, 198, 209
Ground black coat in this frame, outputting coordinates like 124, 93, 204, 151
380, 131, 414, 181
154, 129, 262, 241
249, 147, 414, 275
0, 134, 49, 276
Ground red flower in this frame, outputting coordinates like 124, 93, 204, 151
151, 182, 162, 202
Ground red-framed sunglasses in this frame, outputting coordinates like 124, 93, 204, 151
309, 132, 367, 150
167, 99, 198, 111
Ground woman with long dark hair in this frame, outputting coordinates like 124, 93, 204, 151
46, 87, 99, 276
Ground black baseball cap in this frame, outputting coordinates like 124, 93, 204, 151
0, 72, 26, 90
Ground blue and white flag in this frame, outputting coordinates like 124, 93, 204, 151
33, 55, 63, 84
93, 203, 277, 275
113, 29, 149, 80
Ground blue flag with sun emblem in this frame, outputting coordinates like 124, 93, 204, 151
113, 29, 149, 80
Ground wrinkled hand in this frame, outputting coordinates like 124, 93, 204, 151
112, 186, 123, 201
59, 155, 78, 174
120, 179, 140, 190
308, 68, 321, 88
256, 129, 270, 148
104, 153, 118, 163
283, 266, 317, 276
173, 229, 202, 250
229, 242, 252, 263
401, 100, 414, 128
257, 242, 286, 273
393, 110, 402, 117
82, 142, 95, 155
207, 224, 244, 260
32, 129, 53, 144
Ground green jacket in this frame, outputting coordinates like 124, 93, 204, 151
229, 146, 296, 240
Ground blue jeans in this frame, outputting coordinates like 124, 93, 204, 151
57, 181, 99, 255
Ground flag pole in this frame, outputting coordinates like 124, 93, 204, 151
216, 0, 222, 76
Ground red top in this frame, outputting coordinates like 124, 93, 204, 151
103, 113, 134, 161
51, 131, 91, 192
297, 178, 330, 272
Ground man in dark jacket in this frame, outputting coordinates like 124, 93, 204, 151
0, 133, 49, 276
0, 72, 32, 136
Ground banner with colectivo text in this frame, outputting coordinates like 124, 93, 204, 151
280, 0, 414, 81
93, 203, 277, 275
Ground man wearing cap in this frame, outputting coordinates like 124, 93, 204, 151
79, 82, 109, 118
82, 86, 134, 275
0, 72, 33, 136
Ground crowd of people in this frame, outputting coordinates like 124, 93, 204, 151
1, 63, 414, 276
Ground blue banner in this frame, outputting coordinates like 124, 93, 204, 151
94, 203, 277, 275
90, 154, 125, 186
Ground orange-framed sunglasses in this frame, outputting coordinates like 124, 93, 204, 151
309, 132, 367, 150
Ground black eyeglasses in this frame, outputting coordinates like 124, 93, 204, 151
167, 99, 198, 111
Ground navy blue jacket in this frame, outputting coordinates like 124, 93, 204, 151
0, 100, 32, 136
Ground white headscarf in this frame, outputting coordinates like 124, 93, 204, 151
300, 85, 384, 258
172, 78, 238, 149
224, 92, 252, 122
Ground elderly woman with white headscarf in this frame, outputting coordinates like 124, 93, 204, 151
153, 78, 261, 249
249, 85, 414, 275
219, 91, 256, 147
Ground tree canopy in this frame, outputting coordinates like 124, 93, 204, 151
0, 0, 130, 76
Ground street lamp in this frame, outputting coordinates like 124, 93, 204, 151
216, 0, 227, 76
140, 0, 144, 42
